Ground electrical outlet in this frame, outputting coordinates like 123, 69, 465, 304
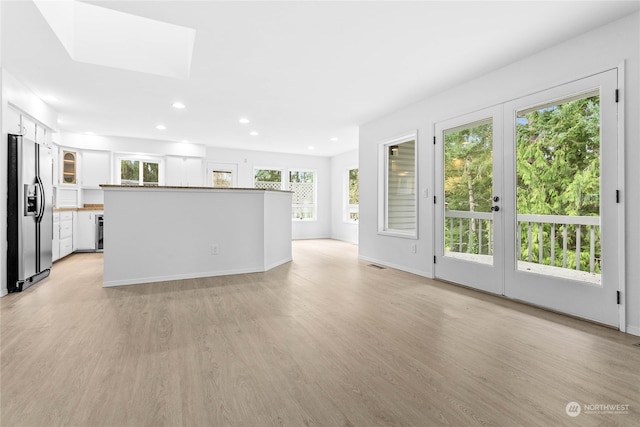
410, 243, 417, 253
211, 244, 219, 255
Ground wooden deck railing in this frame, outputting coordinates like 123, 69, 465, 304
445, 210, 601, 273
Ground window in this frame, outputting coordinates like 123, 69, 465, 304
208, 162, 238, 188
289, 170, 316, 220
346, 168, 359, 222
254, 167, 316, 221
119, 158, 160, 186
254, 168, 283, 190
378, 134, 417, 237
212, 170, 233, 188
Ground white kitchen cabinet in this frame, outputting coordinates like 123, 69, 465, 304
185, 157, 203, 186
81, 150, 110, 187
52, 213, 60, 262
7, 109, 50, 145
76, 210, 103, 251
59, 211, 74, 259
6, 108, 22, 135
166, 156, 203, 186
20, 115, 37, 141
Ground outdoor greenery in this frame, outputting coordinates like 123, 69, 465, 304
444, 95, 601, 273
349, 168, 359, 205
121, 160, 159, 186
142, 162, 159, 186
255, 169, 282, 183
121, 160, 140, 185
348, 168, 359, 221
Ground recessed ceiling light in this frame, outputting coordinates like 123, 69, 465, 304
42, 95, 59, 103
172, 102, 186, 109
249, 131, 259, 136
329, 137, 338, 142
308, 146, 315, 150
181, 139, 189, 143
85, 131, 95, 135
156, 124, 167, 130
239, 118, 250, 124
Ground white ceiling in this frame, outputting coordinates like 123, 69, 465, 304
2, 1, 639, 157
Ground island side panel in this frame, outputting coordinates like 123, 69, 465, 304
264, 191, 293, 270
103, 188, 266, 286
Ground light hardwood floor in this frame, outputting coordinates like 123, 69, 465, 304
1, 239, 639, 426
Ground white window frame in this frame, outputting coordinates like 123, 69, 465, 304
377, 132, 418, 239
345, 166, 359, 223
115, 154, 164, 186
289, 169, 317, 221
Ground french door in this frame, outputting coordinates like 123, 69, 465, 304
435, 106, 504, 295
435, 70, 621, 327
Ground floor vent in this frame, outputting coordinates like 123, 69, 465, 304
368, 264, 386, 270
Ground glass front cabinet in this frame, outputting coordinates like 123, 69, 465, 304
62, 150, 77, 184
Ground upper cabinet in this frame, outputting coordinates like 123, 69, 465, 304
81, 150, 111, 187
62, 150, 77, 185
6, 108, 23, 135
7, 108, 52, 145
57, 148, 111, 188
166, 156, 203, 187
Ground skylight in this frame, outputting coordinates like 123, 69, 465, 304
33, 0, 196, 79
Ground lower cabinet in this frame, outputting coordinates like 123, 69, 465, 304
76, 211, 103, 251
58, 211, 74, 259
53, 209, 103, 261
52, 213, 60, 262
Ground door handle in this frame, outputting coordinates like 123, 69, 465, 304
491, 205, 500, 212
35, 176, 45, 223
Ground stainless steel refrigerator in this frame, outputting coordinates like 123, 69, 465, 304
7, 134, 53, 292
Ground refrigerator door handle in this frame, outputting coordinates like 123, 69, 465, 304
35, 175, 45, 223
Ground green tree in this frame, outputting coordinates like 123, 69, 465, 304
444, 95, 601, 272
349, 168, 359, 205
444, 121, 493, 254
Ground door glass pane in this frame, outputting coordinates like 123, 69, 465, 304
289, 171, 315, 220
515, 91, 601, 284
212, 170, 232, 187
443, 120, 493, 265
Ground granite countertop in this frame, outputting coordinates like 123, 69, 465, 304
100, 185, 293, 193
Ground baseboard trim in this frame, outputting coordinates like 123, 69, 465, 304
626, 325, 640, 337
103, 266, 266, 287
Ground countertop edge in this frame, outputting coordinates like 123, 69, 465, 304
99, 185, 293, 193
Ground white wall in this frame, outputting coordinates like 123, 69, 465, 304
205, 146, 332, 240
330, 149, 358, 244
359, 13, 640, 334
58, 132, 206, 158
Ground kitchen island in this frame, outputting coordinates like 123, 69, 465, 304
100, 185, 292, 287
